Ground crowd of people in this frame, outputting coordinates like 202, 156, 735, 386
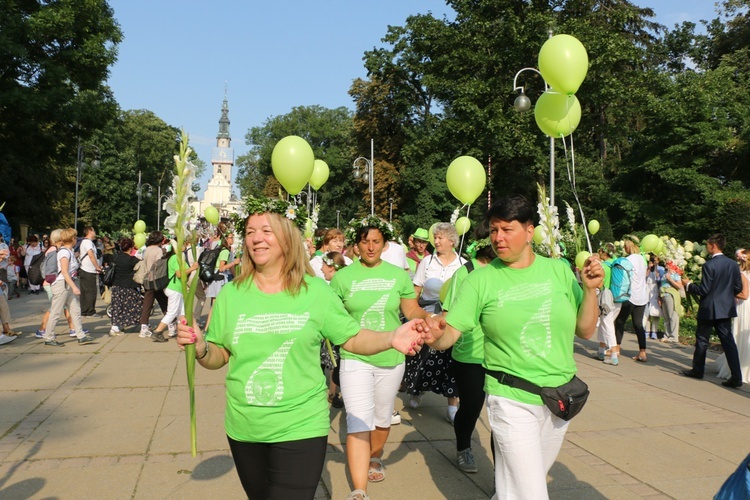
2, 195, 749, 499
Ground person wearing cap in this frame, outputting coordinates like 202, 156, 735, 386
406, 228, 431, 277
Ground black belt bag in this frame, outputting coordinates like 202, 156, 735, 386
488, 369, 589, 421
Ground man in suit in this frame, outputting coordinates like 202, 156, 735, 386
682, 233, 743, 388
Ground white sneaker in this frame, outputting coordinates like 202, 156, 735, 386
167, 323, 177, 338
109, 328, 123, 337
0, 334, 17, 346
139, 327, 152, 338
391, 411, 401, 425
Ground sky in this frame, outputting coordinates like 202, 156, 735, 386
106, 0, 719, 195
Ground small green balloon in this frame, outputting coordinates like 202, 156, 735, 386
309, 159, 330, 191
534, 91, 581, 138
455, 217, 471, 236
428, 222, 439, 247
446, 156, 487, 205
575, 251, 591, 271
134, 220, 146, 234
642, 234, 659, 253
439, 279, 452, 304
204, 206, 220, 225
134, 232, 147, 248
533, 226, 544, 244
587, 219, 600, 235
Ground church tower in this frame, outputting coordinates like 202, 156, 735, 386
193, 87, 241, 219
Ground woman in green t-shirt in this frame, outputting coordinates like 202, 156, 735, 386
423, 195, 603, 499
330, 217, 432, 500
175, 198, 427, 500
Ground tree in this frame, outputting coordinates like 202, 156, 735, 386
0, 0, 122, 233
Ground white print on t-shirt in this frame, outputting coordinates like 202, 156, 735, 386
232, 313, 310, 344
244, 339, 295, 406
497, 281, 553, 358
361, 295, 389, 331
349, 278, 397, 297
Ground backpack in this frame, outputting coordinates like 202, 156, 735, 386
609, 257, 634, 303
43, 248, 59, 283
27, 252, 46, 286
143, 256, 172, 291
197, 247, 223, 283
101, 263, 116, 287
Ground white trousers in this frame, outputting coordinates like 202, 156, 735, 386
596, 302, 620, 349
45, 280, 84, 340
162, 287, 184, 326
339, 358, 404, 433
487, 395, 569, 500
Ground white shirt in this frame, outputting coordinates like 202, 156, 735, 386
79, 238, 98, 273
413, 251, 466, 311
627, 253, 649, 306
381, 241, 409, 270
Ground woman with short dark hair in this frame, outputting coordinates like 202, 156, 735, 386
108, 238, 143, 336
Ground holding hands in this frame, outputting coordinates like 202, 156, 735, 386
390, 318, 431, 356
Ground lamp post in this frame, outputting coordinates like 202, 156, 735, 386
388, 198, 394, 224
74, 139, 101, 233
336, 210, 340, 229
512, 30, 555, 207
352, 138, 375, 216
136, 170, 153, 221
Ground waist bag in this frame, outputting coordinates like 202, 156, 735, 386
487, 369, 589, 421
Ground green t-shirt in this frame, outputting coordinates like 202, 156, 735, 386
215, 248, 230, 271
446, 255, 583, 405
166, 254, 182, 293
602, 258, 614, 290
330, 260, 416, 367
444, 260, 484, 365
205, 275, 360, 443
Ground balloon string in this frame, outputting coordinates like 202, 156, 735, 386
561, 132, 592, 253
458, 204, 470, 257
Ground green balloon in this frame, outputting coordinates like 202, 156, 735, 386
134, 232, 147, 248
446, 156, 486, 205
642, 234, 659, 253
204, 205, 220, 225
133, 220, 146, 234
455, 217, 471, 236
271, 135, 315, 195
575, 251, 591, 271
309, 159, 330, 191
587, 219, 600, 235
533, 225, 544, 244
538, 34, 589, 95
428, 222, 439, 247
534, 91, 581, 138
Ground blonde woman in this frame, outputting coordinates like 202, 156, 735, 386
613, 237, 649, 362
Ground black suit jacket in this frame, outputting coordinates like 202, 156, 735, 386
686, 253, 742, 320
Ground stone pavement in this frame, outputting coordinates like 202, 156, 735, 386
0, 291, 748, 499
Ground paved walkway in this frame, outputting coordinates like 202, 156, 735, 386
0, 292, 748, 499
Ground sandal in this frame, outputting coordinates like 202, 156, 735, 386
346, 489, 370, 500
633, 355, 647, 363
368, 456, 385, 483
4, 330, 20, 337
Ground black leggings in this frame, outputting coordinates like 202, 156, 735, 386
614, 301, 647, 349
227, 435, 327, 500
453, 360, 493, 458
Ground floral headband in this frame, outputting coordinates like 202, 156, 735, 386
231, 196, 309, 232
322, 255, 345, 270
466, 237, 491, 259
736, 249, 747, 262
344, 216, 394, 244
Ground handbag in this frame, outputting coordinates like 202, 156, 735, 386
487, 369, 589, 421
133, 260, 146, 285
101, 263, 116, 287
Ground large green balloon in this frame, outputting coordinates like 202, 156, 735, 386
446, 156, 486, 205
534, 91, 581, 138
538, 34, 589, 95
587, 219, 600, 235
204, 206, 219, 225
271, 135, 315, 195
642, 234, 659, 253
309, 159, 330, 191
134, 232, 147, 249
133, 220, 146, 234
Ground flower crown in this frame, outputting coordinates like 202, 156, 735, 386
345, 216, 394, 244
231, 196, 309, 232
466, 237, 491, 259
322, 254, 346, 270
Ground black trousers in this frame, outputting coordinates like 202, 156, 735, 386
614, 301, 647, 349
228, 435, 327, 500
453, 360, 486, 451
78, 269, 98, 316
692, 318, 741, 379
140, 289, 167, 325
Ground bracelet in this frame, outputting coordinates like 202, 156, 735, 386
196, 342, 209, 360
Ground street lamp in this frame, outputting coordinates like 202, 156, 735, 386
136, 170, 153, 221
352, 138, 375, 216
388, 198, 394, 224
74, 139, 101, 232
336, 210, 340, 229
512, 31, 556, 207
